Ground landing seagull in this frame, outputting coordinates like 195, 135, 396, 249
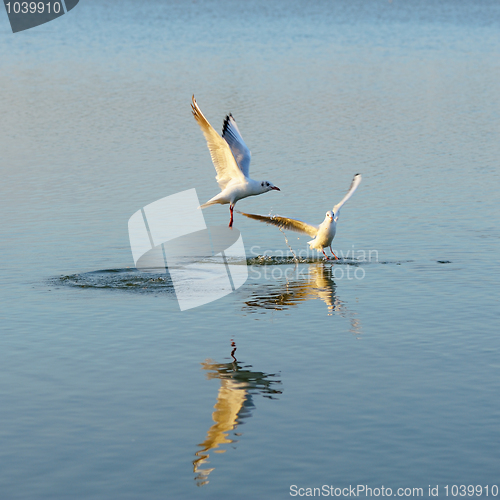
191, 96, 280, 228
239, 174, 362, 260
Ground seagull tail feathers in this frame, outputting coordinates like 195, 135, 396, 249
199, 198, 222, 209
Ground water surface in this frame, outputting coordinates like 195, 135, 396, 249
1, 0, 499, 498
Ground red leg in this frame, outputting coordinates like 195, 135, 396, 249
321, 248, 330, 260
229, 204, 234, 228
329, 246, 339, 260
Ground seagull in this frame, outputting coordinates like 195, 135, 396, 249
191, 96, 280, 228
239, 174, 362, 260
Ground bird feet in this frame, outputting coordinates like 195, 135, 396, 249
322, 248, 339, 261
329, 246, 339, 260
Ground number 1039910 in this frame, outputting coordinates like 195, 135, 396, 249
5, 2, 62, 14
444, 485, 499, 496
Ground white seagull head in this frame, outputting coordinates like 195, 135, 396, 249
259, 180, 281, 193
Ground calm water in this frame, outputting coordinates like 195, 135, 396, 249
1, 0, 499, 498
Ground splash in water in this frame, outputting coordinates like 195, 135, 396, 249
278, 226, 299, 264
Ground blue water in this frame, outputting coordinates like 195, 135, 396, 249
1, 1, 499, 498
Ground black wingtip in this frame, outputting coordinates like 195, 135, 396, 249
222, 114, 230, 135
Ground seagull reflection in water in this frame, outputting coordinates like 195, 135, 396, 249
193, 341, 282, 486
243, 263, 361, 334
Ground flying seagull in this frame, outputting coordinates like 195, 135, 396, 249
239, 174, 362, 260
191, 96, 280, 227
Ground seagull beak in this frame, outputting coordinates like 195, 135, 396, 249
272, 186, 280, 191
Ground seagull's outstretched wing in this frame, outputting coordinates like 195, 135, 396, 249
222, 114, 251, 177
333, 174, 362, 218
239, 211, 319, 237
191, 96, 245, 190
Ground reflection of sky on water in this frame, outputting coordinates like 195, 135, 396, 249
193, 342, 282, 486
1, 0, 499, 497
243, 263, 362, 335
